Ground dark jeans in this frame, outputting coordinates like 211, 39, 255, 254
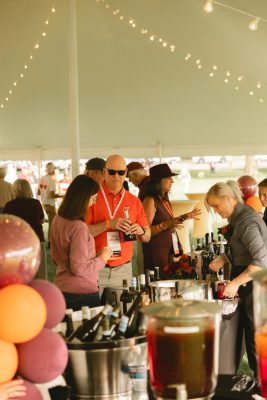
63, 291, 101, 311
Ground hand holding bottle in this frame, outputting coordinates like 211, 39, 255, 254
99, 247, 113, 261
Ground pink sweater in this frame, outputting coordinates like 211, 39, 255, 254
50, 215, 105, 294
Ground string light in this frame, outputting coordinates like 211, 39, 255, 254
0, 5, 56, 111
249, 17, 260, 31
204, 1, 213, 14
203, 1, 267, 32
97, 0, 265, 104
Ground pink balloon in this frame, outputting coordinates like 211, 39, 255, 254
13, 380, 42, 400
17, 328, 68, 383
30, 280, 66, 328
0, 215, 41, 288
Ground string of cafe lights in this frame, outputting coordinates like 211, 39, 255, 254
0, 5, 56, 111
96, 0, 265, 104
203, 1, 267, 32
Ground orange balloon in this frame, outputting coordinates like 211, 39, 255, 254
0, 284, 46, 343
0, 338, 18, 383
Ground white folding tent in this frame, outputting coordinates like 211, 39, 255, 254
0, 0, 267, 163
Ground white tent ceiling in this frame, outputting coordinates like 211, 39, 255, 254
0, 0, 267, 160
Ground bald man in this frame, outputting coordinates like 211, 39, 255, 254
86, 155, 151, 301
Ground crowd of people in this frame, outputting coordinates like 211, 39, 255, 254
1, 156, 267, 385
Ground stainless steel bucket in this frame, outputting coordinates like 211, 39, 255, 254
64, 336, 147, 399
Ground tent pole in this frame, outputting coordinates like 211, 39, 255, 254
69, 0, 80, 178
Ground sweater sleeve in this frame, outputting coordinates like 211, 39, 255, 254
69, 224, 105, 277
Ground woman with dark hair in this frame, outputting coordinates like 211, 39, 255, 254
50, 175, 112, 310
142, 163, 200, 278
3, 178, 45, 242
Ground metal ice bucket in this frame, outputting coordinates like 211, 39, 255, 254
64, 335, 147, 399
149, 279, 211, 302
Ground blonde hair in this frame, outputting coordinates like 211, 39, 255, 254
205, 180, 243, 210
0, 166, 7, 178
13, 179, 33, 199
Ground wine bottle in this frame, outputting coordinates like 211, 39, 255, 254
195, 238, 202, 251
190, 257, 199, 280
64, 309, 74, 338
218, 244, 225, 281
67, 304, 113, 342
112, 315, 130, 339
81, 306, 90, 323
100, 316, 112, 341
124, 293, 144, 338
149, 270, 155, 282
129, 277, 138, 301
154, 266, 160, 281
120, 279, 132, 314
123, 207, 136, 241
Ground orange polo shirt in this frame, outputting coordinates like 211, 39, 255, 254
86, 182, 148, 267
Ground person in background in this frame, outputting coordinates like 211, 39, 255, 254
258, 178, 267, 226
86, 154, 151, 302
0, 379, 26, 400
205, 180, 267, 377
142, 163, 201, 278
3, 179, 45, 242
38, 162, 63, 244
50, 175, 113, 311
84, 157, 105, 185
0, 166, 13, 214
238, 175, 263, 213
126, 161, 149, 201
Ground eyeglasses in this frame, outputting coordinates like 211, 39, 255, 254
106, 169, 126, 176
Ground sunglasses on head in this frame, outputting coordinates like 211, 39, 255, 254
106, 169, 126, 176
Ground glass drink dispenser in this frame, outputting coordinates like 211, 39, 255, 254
142, 299, 221, 400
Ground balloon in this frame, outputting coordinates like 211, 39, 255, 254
13, 380, 42, 400
0, 214, 41, 288
0, 284, 46, 343
30, 280, 66, 328
245, 195, 263, 213
238, 175, 257, 200
17, 328, 68, 383
0, 338, 18, 383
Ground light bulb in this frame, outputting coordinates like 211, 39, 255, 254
249, 17, 259, 31
204, 0, 213, 13
257, 82, 261, 89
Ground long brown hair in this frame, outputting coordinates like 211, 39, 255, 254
58, 175, 99, 221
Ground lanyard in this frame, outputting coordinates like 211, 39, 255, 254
100, 184, 126, 219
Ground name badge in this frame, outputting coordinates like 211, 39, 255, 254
107, 231, 121, 258
172, 232, 180, 255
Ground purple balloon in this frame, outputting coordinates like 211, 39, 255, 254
30, 280, 66, 328
17, 328, 68, 383
13, 379, 42, 400
0, 215, 41, 288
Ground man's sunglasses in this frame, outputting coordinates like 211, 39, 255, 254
106, 169, 127, 176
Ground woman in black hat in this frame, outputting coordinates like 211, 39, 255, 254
142, 163, 200, 278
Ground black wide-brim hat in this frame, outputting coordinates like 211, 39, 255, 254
149, 163, 178, 181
